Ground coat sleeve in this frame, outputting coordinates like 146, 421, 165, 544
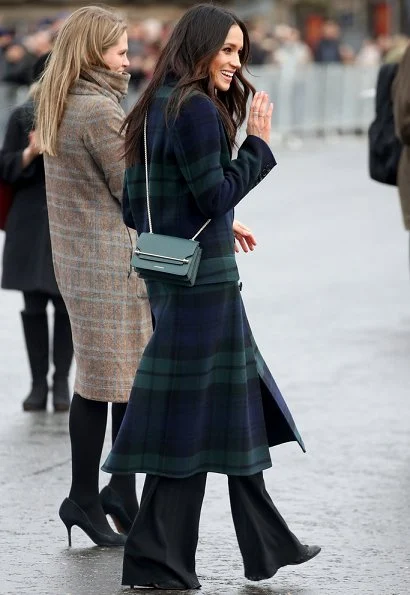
0, 106, 39, 183
171, 95, 276, 218
82, 99, 125, 204
393, 47, 410, 145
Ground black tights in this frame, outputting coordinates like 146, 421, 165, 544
23, 291, 67, 315
68, 393, 137, 531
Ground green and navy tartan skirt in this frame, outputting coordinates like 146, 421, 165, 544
102, 280, 305, 478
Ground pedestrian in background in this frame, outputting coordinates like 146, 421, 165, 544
0, 56, 73, 413
35, 6, 152, 547
102, 3, 320, 589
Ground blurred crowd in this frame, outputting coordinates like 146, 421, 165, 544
250, 20, 408, 68
0, 12, 408, 92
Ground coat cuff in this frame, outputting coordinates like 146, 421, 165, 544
242, 135, 277, 183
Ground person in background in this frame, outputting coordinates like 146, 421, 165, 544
273, 25, 312, 147
102, 3, 321, 590
355, 38, 381, 67
0, 26, 15, 80
314, 20, 343, 63
35, 6, 152, 547
0, 55, 73, 412
383, 35, 408, 65
2, 28, 54, 86
248, 23, 272, 65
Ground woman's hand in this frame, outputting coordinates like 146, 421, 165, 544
22, 130, 42, 168
246, 91, 274, 145
233, 219, 257, 253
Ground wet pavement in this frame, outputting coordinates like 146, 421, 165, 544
1, 136, 410, 594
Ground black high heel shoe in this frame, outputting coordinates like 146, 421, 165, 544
100, 485, 134, 534
59, 497, 127, 547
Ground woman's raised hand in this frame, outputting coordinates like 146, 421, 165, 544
246, 91, 274, 145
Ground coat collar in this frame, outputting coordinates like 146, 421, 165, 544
70, 66, 130, 103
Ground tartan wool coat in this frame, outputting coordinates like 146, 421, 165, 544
102, 80, 305, 477
43, 68, 152, 402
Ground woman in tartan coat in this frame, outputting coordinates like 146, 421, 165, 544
103, 3, 320, 589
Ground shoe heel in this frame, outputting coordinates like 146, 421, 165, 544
60, 517, 73, 546
59, 499, 74, 546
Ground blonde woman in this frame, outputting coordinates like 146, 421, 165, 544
36, 6, 152, 546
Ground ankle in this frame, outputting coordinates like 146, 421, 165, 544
68, 490, 99, 509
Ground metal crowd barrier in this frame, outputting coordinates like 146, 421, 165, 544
0, 64, 379, 145
244, 64, 379, 139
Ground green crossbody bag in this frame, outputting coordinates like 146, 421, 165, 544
130, 113, 210, 287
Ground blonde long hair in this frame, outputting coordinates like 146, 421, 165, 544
35, 5, 126, 156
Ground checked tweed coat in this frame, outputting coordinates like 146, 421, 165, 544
43, 67, 152, 402
102, 81, 305, 476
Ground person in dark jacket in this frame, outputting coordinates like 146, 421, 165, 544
314, 20, 343, 63
102, 4, 321, 590
0, 75, 73, 412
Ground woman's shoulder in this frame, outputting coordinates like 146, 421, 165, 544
156, 83, 216, 114
181, 91, 216, 115
69, 88, 122, 110
3, 99, 34, 137
173, 93, 220, 139
8, 99, 33, 121
66, 91, 124, 126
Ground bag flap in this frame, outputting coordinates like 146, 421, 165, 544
136, 232, 199, 260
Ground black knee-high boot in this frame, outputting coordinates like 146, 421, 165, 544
21, 311, 49, 411
58, 393, 125, 547
99, 403, 138, 533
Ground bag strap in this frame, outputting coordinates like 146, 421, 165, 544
144, 112, 210, 240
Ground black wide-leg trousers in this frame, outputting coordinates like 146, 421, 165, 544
122, 472, 305, 589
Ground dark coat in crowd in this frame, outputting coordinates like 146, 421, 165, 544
2, 48, 37, 86
1, 97, 59, 294
314, 39, 342, 63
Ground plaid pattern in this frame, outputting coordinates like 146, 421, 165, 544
123, 83, 276, 285
102, 82, 303, 476
43, 68, 152, 402
102, 281, 305, 477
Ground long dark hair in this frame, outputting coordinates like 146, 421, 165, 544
123, 3, 255, 166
